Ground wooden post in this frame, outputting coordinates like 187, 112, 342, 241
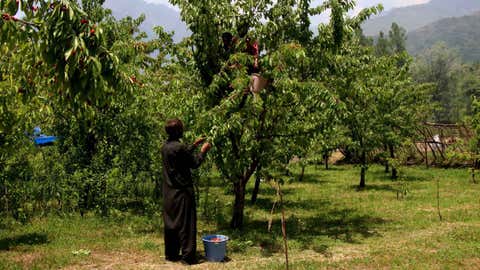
203, 176, 211, 218
268, 181, 289, 270
277, 182, 289, 270
437, 178, 443, 222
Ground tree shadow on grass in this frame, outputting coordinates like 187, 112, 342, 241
370, 170, 395, 180
252, 197, 331, 213
283, 208, 385, 245
400, 175, 431, 182
225, 207, 387, 256
298, 165, 347, 172
349, 184, 399, 193
292, 173, 332, 185
246, 185, 294, 197
320, 166, 347, 171
0, 233, 49, 251
369, 168, 431, 183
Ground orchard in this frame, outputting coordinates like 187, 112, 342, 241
1, 0, 479, 269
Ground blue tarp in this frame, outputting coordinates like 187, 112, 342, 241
33, 135, 57, 146
29, 127, 58, 146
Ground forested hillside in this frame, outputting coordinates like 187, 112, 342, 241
407, 12, 480, 62
362, 0, 480, 36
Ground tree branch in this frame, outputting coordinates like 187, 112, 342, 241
4, 14, 41, 29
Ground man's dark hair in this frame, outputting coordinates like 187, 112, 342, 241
222, 32, 234, 50
237, 20, 249, 38
222, 32, 233, 42
165, 118, 184, 140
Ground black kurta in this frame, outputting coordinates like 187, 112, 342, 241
161, 139, 205, 264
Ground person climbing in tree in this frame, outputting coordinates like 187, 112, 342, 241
221, 32, 235, 61
224, 20, 260, 74
221, 21, 267, 96
161, 118, 212, 265
244, 34, 267, 94
245, 36, 260, 74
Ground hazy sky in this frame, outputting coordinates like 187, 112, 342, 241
144, 0, 430, 11
144, 0, 430, 24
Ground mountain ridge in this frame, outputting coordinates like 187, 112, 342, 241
362, 0, 480, 36
406, 11, 480, 62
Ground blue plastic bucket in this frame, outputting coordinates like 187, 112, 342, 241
202, 234, 229, 262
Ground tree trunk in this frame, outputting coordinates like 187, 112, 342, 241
251, 171, 261, 204
389, 145, 398, 180
384, 145, 389, 173
3, 178, 8, 213
100, 176, 108, 217
425, 140, 429, 168
324, 152, 329, 170
298, 164, 306, 182
391, 166, 398, 180
471, 167, 476, 184
231, 180, 247, 229
231, 158, 259, 228
360, 167, 366, 188
359, 151, 366, 188
472, 159, 479, 184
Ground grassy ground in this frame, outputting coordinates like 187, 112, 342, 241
1, 165, 480, 269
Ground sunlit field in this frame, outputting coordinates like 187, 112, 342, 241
1, 165, 479, 270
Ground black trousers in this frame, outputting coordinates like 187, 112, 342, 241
163, 188, 197, 264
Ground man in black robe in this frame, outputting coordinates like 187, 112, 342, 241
161, 118, 211, 265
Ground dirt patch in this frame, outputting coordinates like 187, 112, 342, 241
62, 250, 177, 270
372, 221, 479, 253
419, 203, 478, 213
10, 251, 43, 268
60, 246, 367, 270
462, 258, 480, 269
188, 247, 367, 270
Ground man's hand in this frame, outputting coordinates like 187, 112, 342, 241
193, 137, 206, 147
201, 142, 212, 154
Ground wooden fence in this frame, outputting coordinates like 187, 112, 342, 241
413, 122, 474, 167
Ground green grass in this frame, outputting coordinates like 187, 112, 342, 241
1, 165, 480, 269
